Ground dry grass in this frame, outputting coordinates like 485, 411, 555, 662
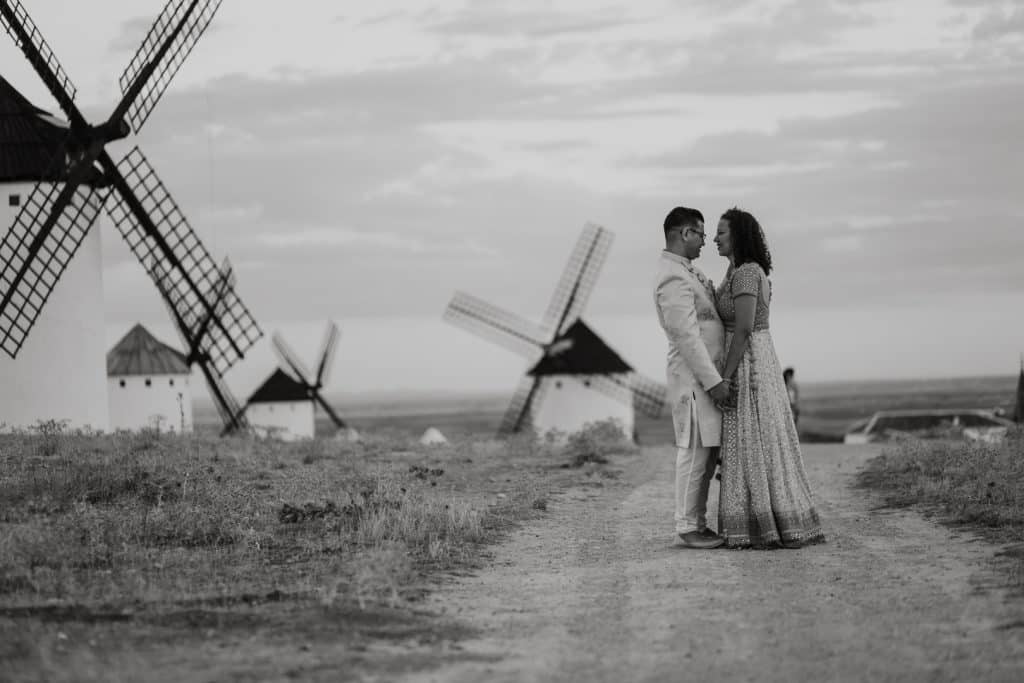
0, 419, 631, 613
858, 426, 1024, 590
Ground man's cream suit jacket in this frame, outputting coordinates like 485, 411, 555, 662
653, 251, 726, 448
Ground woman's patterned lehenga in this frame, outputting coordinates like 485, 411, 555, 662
715, 262, 824, 549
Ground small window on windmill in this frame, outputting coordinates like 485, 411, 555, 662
169, 378, 175, 387
145, 378, 152, 387
583, 379, 592, 387
555, 380, 563, 389
8, 194, 20, 207
119, 379, 126, 388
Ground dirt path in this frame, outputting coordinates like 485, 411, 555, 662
396, 444, 1024, 683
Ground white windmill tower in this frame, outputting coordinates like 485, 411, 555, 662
106, 323, 193, 433
443, 223, 667, 441
0, 73, 107, 430
244, 321, 351, 440
0, 0, 261, 433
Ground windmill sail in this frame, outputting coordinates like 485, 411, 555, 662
541, 222, 613, 338
0, 179, 102, 356
117, 0, 224, 130
108, 148, 262, 373
0, 0, 81, 124
266, 322, 349, 430
151, 258, 249, 434
444, 291, 546, 358
315, 321, 340, 387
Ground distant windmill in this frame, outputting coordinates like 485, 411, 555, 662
106, 322, 194, 434
0, 0, 261, 430
443, 223, 666, 440
245, 321, 349, 440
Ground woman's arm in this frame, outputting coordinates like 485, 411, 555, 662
721, 293, 756, 381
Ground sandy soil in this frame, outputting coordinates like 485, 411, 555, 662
394, 444, 1024, 683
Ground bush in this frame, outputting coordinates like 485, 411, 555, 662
562, 418, 637, 467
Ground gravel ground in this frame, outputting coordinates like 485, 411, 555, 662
397, 444, 1024, 683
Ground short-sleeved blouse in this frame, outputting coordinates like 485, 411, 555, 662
715, 262, 771, 331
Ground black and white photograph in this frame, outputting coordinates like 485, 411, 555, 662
1, 0, 1022, 680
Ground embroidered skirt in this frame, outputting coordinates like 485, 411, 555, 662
718, 330, 824, 549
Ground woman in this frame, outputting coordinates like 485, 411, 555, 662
713, 208, 824, 549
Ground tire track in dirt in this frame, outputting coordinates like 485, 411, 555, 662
398, 445, 1024, 683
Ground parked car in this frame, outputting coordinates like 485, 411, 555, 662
843, 409, 1015, 445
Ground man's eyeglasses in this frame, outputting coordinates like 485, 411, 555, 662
684, 228, 705, 241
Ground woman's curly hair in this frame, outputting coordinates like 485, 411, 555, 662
722, 207, 772, 275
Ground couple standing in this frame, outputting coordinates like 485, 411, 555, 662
653, 206, 823, 549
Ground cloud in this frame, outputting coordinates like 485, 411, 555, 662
427, 7, 635, 38
108, 16, 154, 53
76, 0, 1021, 331
973, 7, 1024, 40
820, 235, 863, 253
255, 227, 497, 256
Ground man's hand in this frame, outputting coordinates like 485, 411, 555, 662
708, 379, 732, 407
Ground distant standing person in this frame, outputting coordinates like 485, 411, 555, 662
784, 367, 799, 429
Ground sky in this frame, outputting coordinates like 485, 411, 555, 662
2, 0, 1023, 401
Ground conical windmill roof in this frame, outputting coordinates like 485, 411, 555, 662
528, 319, 633, 376
0, 75, 82, 184
107, 324, 190, 376
247, 368, 310, 404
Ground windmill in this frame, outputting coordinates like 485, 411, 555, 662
0, 0, 262, 430
443, 223, 666, 441
106, 322, 194, 434
244, 321, 349, 440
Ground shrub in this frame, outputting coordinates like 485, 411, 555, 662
562, 418, 637, 467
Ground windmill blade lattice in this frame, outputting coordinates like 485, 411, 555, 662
152, 258, 249, 434
271, 332, 314, 387
444, 291, 547, 358
583, 373, 667, 419
580, 373, 634, 405
498, 375, 547, 435
0, 178, 101, 357
107, 147, 262, 374
189, 257, 236, 345
315, 321, 340, 387
541, 223, 613, 338
630, 373, 667, 419
117, 0, 224, 131
0, 0, 80, 122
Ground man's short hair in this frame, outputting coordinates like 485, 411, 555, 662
664, 207, 704, 237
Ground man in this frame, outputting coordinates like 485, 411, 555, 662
653, 207, 731, 549
784, 367, 800, 429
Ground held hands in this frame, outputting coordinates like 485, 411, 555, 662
709, 379, 737, 411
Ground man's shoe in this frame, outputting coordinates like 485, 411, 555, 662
678, 530, 725, 549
